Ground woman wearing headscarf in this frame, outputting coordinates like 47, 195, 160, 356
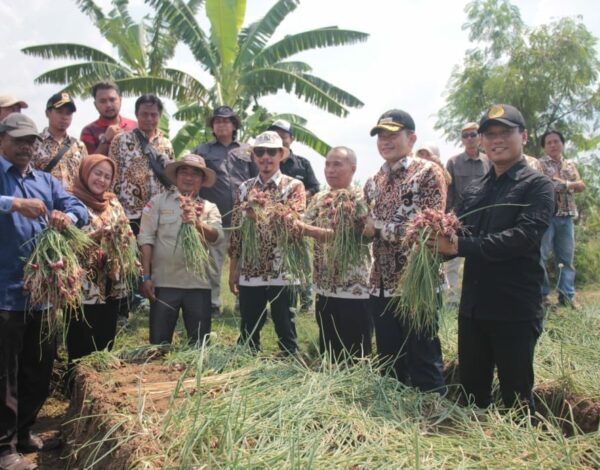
67, 154, 135, 366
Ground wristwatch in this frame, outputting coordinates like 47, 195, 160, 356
140, 274, 152, 283
98, 133, 108, 145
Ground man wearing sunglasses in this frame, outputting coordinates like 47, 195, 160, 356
228, 131, 306, 356
444, 122, 490, 308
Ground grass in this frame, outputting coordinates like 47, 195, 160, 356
69, 264, 600, 469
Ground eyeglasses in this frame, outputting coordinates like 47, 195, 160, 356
481, 128, 519, 140
461, 132, 478, 139
254, 147, 280, 157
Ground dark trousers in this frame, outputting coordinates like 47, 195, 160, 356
150, 287, 212, 346
238, 285, 297, 354
0, 311, 55, 455
315, 295, 371, 360
370, 295, 446, 393
458, 316, 542, 411
66, 301, 119, 363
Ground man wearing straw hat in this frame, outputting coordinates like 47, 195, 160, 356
432, 104, 554, 413
0, 95, 28, 121
138, 154, 223, 346
228, 131, 306, 356
0, 113, 88, 469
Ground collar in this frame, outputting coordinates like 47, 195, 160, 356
210, 139, 239, 149
486, 156, 528, 182
95, 115, 129, 128
382, 156, 410, 174
541, 154, 563, 164
0, 156, 36, 178
462, 151, 485, 162
41, 128, 72, 144
256, 170, 283, 187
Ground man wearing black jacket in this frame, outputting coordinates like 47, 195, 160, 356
432, 104, 554, 413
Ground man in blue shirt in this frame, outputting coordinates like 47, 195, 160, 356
0, 113, 88, 469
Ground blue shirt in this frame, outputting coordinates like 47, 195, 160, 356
0, 156, 89, 311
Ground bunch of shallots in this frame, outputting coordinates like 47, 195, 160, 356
390, 208, 461, 336
98, 216, 141, 293
176, 195, 212, 279
239, 188, 269, 268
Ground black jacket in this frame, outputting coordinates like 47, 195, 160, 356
456, 158, 554, 321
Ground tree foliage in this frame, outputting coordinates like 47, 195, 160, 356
22, 0, 368, 156
436, 0, 600, 156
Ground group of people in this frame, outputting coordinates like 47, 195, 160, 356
0, 80, 586, 469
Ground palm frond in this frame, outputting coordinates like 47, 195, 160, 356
112, 0, 136, 29
206, 0, 245, 67
113, 76, 191, 100
270, 61, 312, 73
236, 0, 299, 66
163, 68, 212, 104
33, 62, 132, 88
75, 0, 105, 24
290, 123, 331, 157
172, 120, 208, 157
22, 44, 118, 63
302, 74, 364, 109
173, 103, 209, 121
146, 0, 219, 74
254, 27, 369, 66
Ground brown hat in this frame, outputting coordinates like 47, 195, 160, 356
165, 154, 217, 188
461, 122, 479, 132
0, 95, 28, 109
0, 113, 40, 139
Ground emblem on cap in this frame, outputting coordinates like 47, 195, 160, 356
488, 105, 505, 119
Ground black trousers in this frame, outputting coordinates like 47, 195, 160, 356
66, 300, 119, 363
315, 295, 371, 360
0, 310, 55, 455
149, 287, 212, 346
238, 285, 297, 354
458, 316, 542, 411
370, 295, 446, 393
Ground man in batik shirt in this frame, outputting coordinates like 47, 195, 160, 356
229, 131, 305, 356
297, 146, 371, 360
32, 92, 87, 190
363, 109, 447, 393
109, 94, 174, 235
538, 130, 586, 309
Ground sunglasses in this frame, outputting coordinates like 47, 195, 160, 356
254, 147, 280, 157
461, 131, 478, 139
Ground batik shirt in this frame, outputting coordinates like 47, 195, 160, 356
538, 155, 582, 218
109, 129, 174, 220
229, 171, 306, 286
32, 129, 87, 190
304, 186, 370, 299
364, 157, 446, 297
81, 198, 131, 304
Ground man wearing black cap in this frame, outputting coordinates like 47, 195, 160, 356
192, 106, 257, 316
432, 104, 554, 413
32, 92, 87, 190
268, 119, 320, 312
0, 113, 88, 469
363, 109, 447, 393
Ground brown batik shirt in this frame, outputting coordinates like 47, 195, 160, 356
109, 129, 174, 220
304, 187, 370, 299
32, 129, 88, 190
229, 171, 306, 286
364, 156, 447, 297
538, 155, 582, 218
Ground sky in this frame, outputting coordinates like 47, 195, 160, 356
1, 0, 599, 185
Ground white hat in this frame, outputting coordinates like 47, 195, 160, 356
252, 131, 290, 159
0, 95, 28, 109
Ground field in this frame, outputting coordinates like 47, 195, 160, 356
28, 285, 600, 469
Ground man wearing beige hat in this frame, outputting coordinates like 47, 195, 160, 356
229, 131, 306, 356
32, 92, 87, 190
444, 122, 490, 307
138, 154, 223, 345
0, 95, 28, 121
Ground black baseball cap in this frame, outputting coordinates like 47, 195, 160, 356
370, 109, 415, 136
46, 92, 76, 112
478, 104, 525, 132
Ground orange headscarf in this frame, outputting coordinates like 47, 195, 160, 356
70, 154, 117, 213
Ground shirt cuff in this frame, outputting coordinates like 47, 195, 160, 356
0, 196, 15, 214
66, 212, 78, 224
457, 237, 480, 257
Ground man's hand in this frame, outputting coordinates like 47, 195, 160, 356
181, 207, 196, 224
11, 198, 47, 219
362, 217, 376, 238
427, 234, 458, 256
48, 210, 73, 232
140, 279, 156, 301
229, 258, 240, 296
104, 124, 122, 143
